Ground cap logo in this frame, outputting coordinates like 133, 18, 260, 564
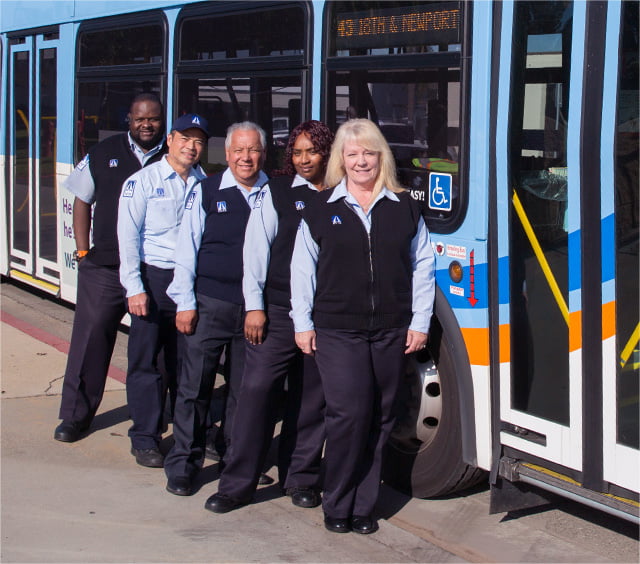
192, 116, 201, 125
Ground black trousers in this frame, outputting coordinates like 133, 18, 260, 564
127, 263, 179, 450
218, 304, 325, 502
58, 257, 126, 424
314, 326, 407, 519
164, 294, 245, 480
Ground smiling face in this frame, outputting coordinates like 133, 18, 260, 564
166, 127, 206, 172
292, 132, 325, 188
225, 128, 265, 189
128, 100, 164, 151
342, 140, 380, 191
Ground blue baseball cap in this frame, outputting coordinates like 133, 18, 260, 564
170, 113, 209, 137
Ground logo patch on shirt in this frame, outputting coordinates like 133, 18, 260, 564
109, 159, 118, 168
331, 215, 342, 225
122, 180, 136, 198
185, 191, 197, 210
295, 201, 305, 211
77, 154, 89, 172
156, 187, 165, 197
217, 201, 228, 213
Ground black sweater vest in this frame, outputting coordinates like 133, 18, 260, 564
264, 176, 318, 308
88, 133, 163, 266
304, 188, 420, 330
195, 173, 251, 305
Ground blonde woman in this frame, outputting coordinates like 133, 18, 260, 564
291, 118, 436, 534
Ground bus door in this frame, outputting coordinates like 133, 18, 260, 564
496, 0, 639, 498
7, 30, 59, 289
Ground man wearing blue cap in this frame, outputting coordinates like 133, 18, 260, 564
118, 113, 209, 468
163, 121, 268, 496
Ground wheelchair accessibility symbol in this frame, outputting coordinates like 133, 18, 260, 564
428, 172, 452, 211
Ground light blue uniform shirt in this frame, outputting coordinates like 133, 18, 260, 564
167, 167, 268, 312
243, 174, 319, 312
290, 178, 436, 334
117, 155, 206, 298
63, 133, 164, 204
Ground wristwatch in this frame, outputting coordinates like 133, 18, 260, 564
73, 249, 89, 262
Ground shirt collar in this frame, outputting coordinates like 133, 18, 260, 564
327, 177, 400, 204
220, 167, 269, 191
159, 154, 205, 182
128, 132, 163, 158
292, 173, 320, 191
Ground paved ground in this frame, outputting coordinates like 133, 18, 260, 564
1, 280, 639, 563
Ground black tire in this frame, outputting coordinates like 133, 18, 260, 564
383, 315, 487, 497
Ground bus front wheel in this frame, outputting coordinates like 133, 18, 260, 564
383, 316, 486, 497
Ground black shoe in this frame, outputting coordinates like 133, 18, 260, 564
166, 476, 192, 496
351, 515, 379, 534
131, 447, 164, 468
258, 473, 274, 485
204, 493, 247, 514
54, 421, 88, 443
287, 487, 321, 508
324, 514, 351, 533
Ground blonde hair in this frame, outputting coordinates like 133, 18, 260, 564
325, 119, 404, 199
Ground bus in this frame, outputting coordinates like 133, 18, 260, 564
1, 0, 637, 523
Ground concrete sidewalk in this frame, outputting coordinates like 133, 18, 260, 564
0, 309, 461, 563
1, 284, 638, 563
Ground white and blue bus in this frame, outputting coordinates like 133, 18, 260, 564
1, 0, 637, 523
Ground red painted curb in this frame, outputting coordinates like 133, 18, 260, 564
1, 311, 127, 384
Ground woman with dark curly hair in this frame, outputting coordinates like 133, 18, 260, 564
205, 121, 335, 514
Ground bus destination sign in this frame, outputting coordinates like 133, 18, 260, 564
334, 3, 461, 51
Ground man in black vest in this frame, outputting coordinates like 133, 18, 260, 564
54, 93, 165, 443
163, 122, 269, 496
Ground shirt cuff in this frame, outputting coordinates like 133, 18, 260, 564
409, 313, 432, 334
292, 316, 315, 333
244, 292, 265, 312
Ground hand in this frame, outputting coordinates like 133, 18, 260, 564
244, 310, 267, 345
295, 330, 317, 356
405, 329, 428, 354
176, 310, 198, 335
128, 292, 149, 317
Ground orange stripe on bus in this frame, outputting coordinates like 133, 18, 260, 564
602, 301, 616, 340
569, 310, 582, 352
460, 327, 490, 366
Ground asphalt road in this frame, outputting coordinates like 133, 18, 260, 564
1, 279, 638, 563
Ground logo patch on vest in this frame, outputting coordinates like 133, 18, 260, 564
295, 201, 305, 211
331, 215, 342, 225
122, 180, 136, 198
253, 189, 266, 209
156, 187, 165, 197
185, 191, 197, 210
109, 159, 118, 168
217, 201, 228, 213
77, 154, 89, 172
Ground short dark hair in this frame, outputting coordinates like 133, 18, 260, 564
130, 92, 163, 113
